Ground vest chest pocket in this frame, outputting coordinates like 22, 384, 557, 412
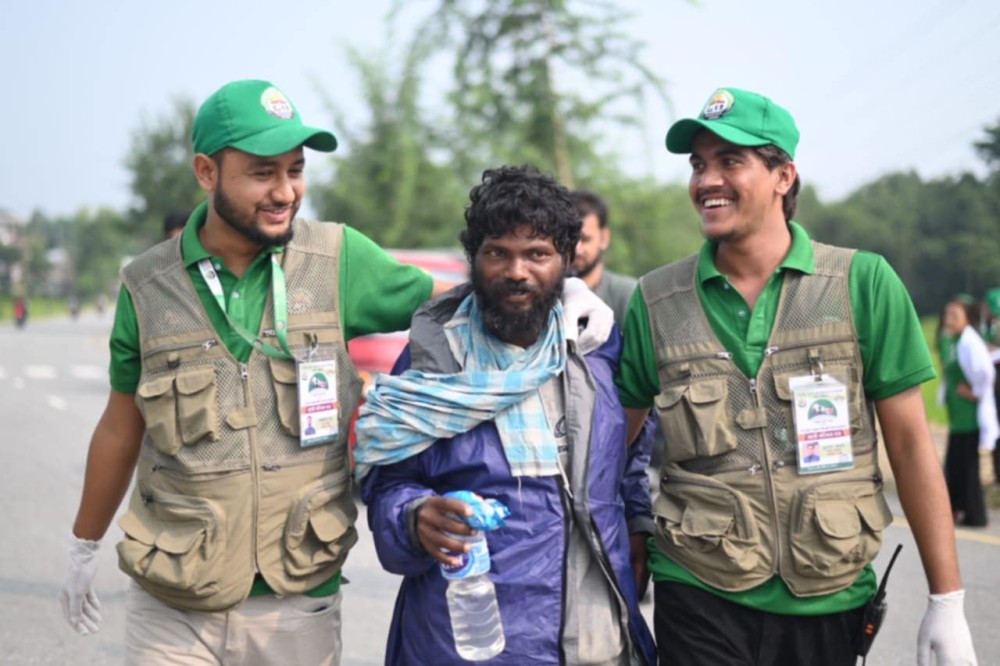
116, 490, 225, 600
789, 480, 892, 579
137, 368, 219, 456
654, 378, 738, 462
283, 471, 359, 578
269, 359, 300, 437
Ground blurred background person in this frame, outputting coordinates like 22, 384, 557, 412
937, 295, 998, 527
162, 209, 190, 240
569, 189, 635, 327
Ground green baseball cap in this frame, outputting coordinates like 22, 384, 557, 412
192, 79, 337, 157
666, 87, 799, 158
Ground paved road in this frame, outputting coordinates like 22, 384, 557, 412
1, 313, 997, 664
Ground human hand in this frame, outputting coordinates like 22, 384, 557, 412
955, 383, 977, 402
917, 589, 977, 665
629, 532, 650, 601
561, 277, 613, 354
60, 533, 102, 635
414, 496, 476, 567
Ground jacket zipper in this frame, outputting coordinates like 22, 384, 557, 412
141, 337, 218, 361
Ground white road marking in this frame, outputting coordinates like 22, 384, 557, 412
71, 364, 106, 380
48, 395, 68, 411
24, 365, 57, 380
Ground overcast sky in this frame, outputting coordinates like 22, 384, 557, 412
2, 0, 999, 220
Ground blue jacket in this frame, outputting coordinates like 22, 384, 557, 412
361, 287, 656, 665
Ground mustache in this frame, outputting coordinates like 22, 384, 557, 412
492, 280, 537, 296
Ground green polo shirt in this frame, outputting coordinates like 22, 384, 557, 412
617, 221, 935, 615
109, 202, 433, 597
938, 335, 978, 433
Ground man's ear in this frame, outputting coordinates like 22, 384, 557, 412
193, 153, 220, 192
775, 161, 797, 196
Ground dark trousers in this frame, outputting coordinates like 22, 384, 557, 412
654, 582, 865, 666
944, 430, 988, 526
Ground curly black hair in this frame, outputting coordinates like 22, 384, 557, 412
460, 164, 581, 264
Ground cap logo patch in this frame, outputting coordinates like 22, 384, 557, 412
701, 90, 735, 120
260, 87, 294, 120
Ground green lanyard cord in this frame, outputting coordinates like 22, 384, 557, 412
197, 255, 296, 361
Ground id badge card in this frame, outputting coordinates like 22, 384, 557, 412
788, 373, 854, 474
297, 358, 339, 447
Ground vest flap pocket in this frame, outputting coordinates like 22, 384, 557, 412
653, 475, 760, 578
155, 524, 207, 555
137, 375, 174, 399
814, 500, 861, 539
309, 503, 355, 543
654, 378, 737, 462
283, 474, 358, 578
270, 359, 298, 384
136, 374, 179, 456
269, 358, 300, 437
116, 492, 224, 599
175, 369, 214, 395
119, 510, 156, 545
857, 494, 893, 532
772, 371, 795, 401
790, 479, 887, 580
654, 386, 686, 409
688, 379, 726, 404
681, 509, 734, 537
175, 368, 219, 446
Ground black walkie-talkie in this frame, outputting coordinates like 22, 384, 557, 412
856, 543, 904, 662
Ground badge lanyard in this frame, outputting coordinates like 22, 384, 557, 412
197, 255, 296, 361
197, 255, 339, 446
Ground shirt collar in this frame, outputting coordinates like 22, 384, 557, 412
181, 200, 285, 268
696, 220, 815, 285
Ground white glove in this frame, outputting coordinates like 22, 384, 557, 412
917, 589, 977, 665
561, 277, 614, 355
60, 533, 102, 635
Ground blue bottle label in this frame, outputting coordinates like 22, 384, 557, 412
440, 534, 491, 580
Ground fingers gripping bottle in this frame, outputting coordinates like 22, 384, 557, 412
440, 491, 510, 661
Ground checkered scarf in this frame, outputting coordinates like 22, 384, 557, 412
353, 294, 566, 481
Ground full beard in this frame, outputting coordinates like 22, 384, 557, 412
472, 271, 563, 346
215, 186, 297, 248
569, 251, 602, 280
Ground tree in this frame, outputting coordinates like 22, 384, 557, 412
124, 97, 203, 245
311, 31, 467, 248
973, 118, 1000, 173
404, 0, 672, 187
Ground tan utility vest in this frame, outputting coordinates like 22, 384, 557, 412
117, 220, 362, 611
642, 241, 893, 597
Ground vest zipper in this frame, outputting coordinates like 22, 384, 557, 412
762, 336, 856, 359
748, 376, 783, 575
660, 349, 733, 371
141, 337, 218, 361
242, 361, 261, 575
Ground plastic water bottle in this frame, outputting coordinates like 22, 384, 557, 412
441, 530, 506, 660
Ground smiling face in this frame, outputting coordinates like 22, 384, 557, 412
472, 225, 566, 347
688, 131, 795, 244
201, 146, 306, 248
